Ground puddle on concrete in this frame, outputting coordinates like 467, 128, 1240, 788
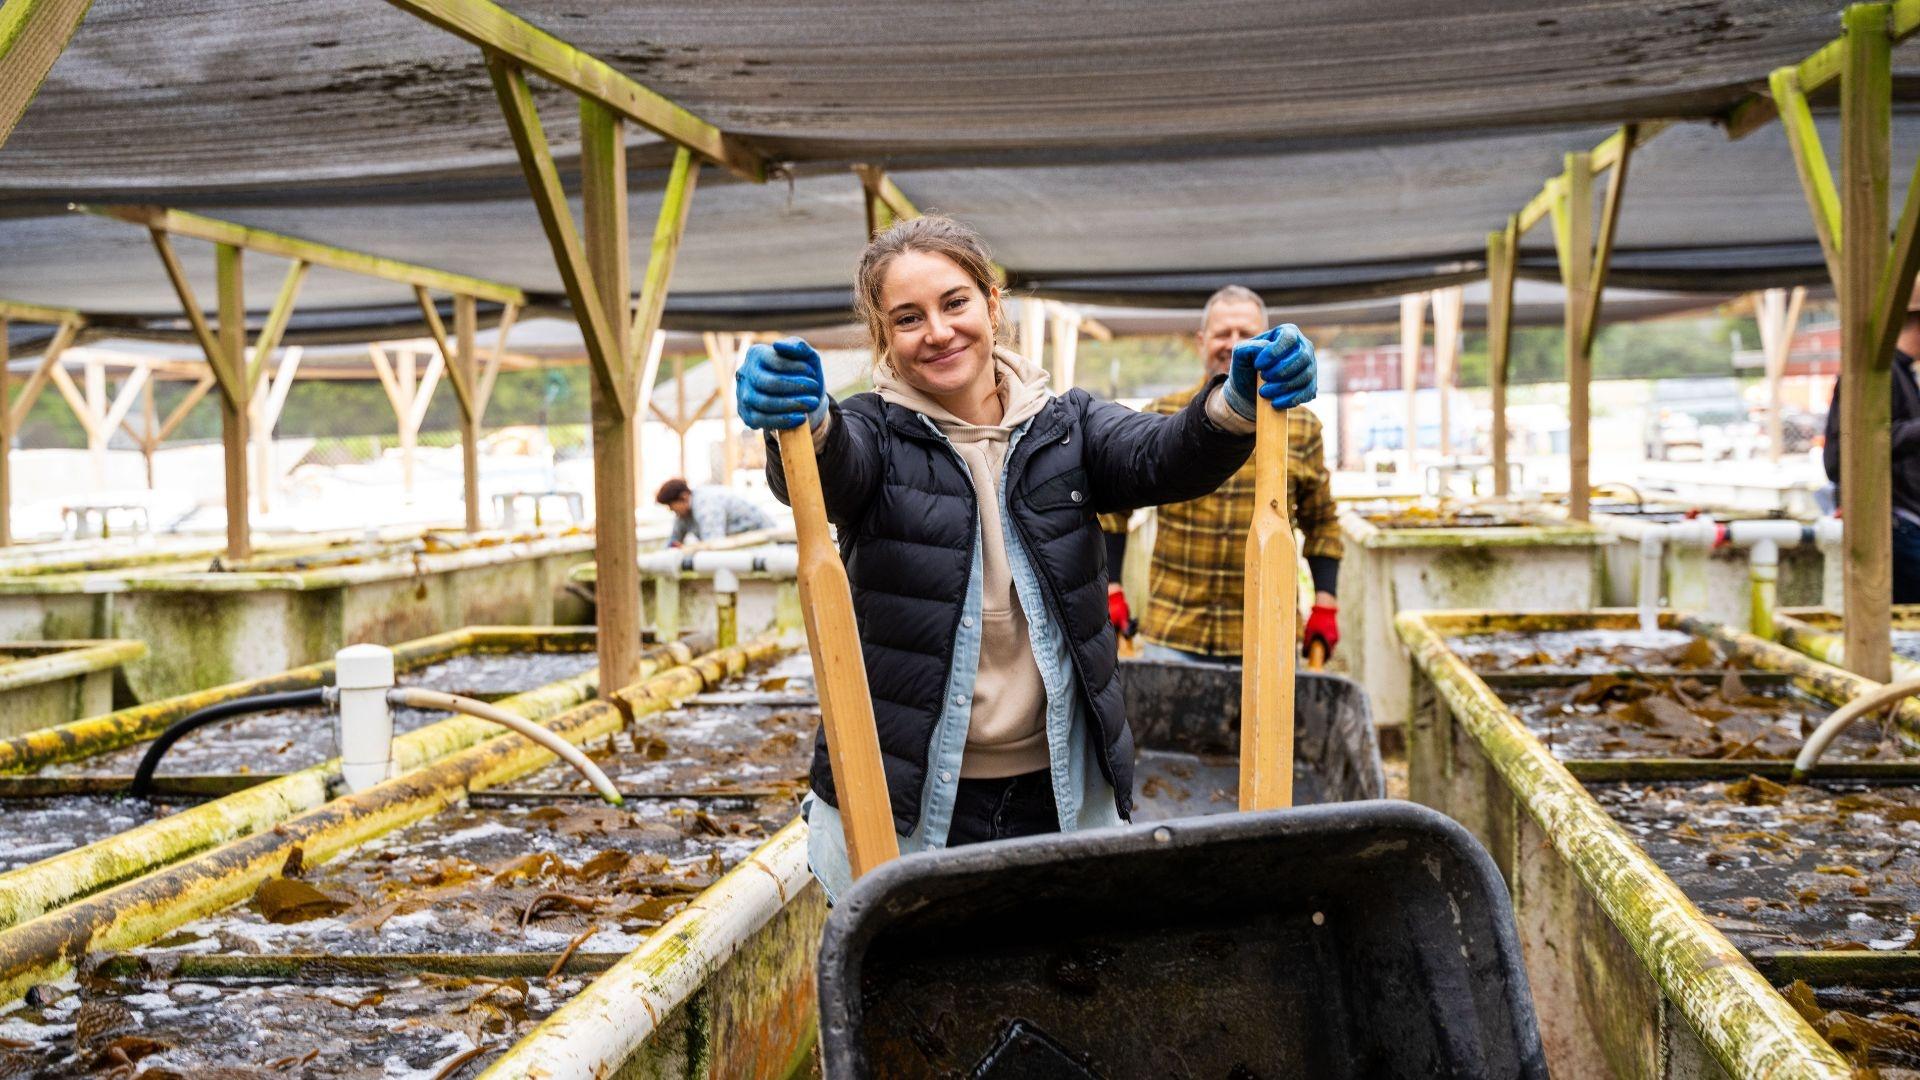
0, 971, 577, 1078
48, 651, 595, 779
1780, 980, 1920, 1075
144, 665, 814, 959
1592, 778, 1920, 953
1494, 673, 1904, 761
1449, 629, 1723, 673
0, 796, 186, 873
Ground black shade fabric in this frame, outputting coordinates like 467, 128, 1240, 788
0, 1, 1910, 337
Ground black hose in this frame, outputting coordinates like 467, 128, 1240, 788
129, 688, 331, 798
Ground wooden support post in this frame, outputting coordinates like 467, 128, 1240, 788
489, 53, 697, 685
704, 331, 742, 485
216, 244, 250, 559
1756, 287, 1808, 463
578, 96, 641, 685
249, 346, 302, 514
1048, 306, 1080, 394
1020, 298, 1046, 370
1431, 286, 1464, 458
0, 0, 94, 148
1487, 221, 1519, 497
455, 295, 482, 531
1399, 293, 1426, 471
673, 354, 688, 474
82, 353, 104, 483
1548, 130, 1634, 523
138, 375, 156, 488
1841, 3, 1896, 682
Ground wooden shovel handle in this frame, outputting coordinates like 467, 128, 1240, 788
1239, 404, 1298, 810
777, 425, 899, 876
1307, 639, 1328, 672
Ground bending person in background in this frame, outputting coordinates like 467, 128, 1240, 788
655, 478, 775, 547
1824, 279, 1920, 601
738, 216, 1316, 900
1102, 285, 1343, 664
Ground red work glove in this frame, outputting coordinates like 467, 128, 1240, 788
1107, 584, 1137, 638
1303, 603, 1339, 660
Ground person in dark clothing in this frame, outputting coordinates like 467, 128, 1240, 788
1823, 282, 1920, 602
734, 215, 1318, 900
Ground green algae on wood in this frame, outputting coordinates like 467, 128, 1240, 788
0, 638, 784, 1003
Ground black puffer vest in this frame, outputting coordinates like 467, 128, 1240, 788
766, 376, 1252, 833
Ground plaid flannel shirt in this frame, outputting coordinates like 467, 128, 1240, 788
1104, 383, 1342, 657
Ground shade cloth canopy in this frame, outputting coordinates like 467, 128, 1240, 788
0, 1, 1911, 337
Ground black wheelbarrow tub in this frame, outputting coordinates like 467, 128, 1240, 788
817, 800, 1547, 1080
1119, 660, 1387, 818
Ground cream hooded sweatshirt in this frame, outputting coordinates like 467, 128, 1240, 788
874, 348, 1054, 778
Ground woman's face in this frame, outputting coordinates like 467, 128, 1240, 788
879, 249, 999, 401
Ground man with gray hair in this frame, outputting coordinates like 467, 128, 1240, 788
1101, 285, 1343, 663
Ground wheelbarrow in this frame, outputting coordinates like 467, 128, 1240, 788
1120, 659, 1386, 818
816, 800, 1548, 1079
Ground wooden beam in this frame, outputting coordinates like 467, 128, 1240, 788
366, 344, 404, 408
628, 147, 699, 368
0, 298, 82, 325
1020, 298, 1046, 369
475, 301, 516, 415
1873, 137, 1920, 366
1487, 221, 1519, 497
579, 95, 643, 689
854, 164, 920, 236
0, 0, 93, 148
1552, 153, 1596, 523
489, 56, 628, 417
413, 286, 473, 419
216, 244, 251, 557
1725, 2, 1920, 138
379, 0, 765, 181
404, 353, 446, 434
1518, 122, 1669, 235
8, 318, 78, 431
246, 259, 307, 399
99, 363, 151, 440
1770, 67, 1844, 287
1840, 2, 1895, 682
44, 359, 96, 441
1758, 287, 1807, 463
1582, 127, 1635, 354
1399, 292, 1425, 470
454, 294, 482, 532
146, 230, 223, 373
81, 205, 525, 306
155, 373, 215, 442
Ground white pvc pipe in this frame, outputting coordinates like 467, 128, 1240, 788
1637, 531, 1664, 633
335, 644, 396, 794
386, 687, 625, 805
635, 545, 798, 578
1793, 675, 1920, 779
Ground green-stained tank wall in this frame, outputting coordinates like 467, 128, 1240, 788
0, 539, 593, 701
1343, 511, 1606, 727
608, 883, 828, 1080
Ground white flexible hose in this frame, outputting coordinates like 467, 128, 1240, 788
388, 687, 625, 805
1792, 675, 1920, 780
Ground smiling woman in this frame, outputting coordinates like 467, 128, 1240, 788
736, 215, 1319, 898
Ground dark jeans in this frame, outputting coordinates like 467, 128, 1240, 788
1896, 518, 1920, 604
946, 770, 1060, 847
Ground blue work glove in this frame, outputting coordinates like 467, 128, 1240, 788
1225, 323, 1317, 420
737, 337, 828, 431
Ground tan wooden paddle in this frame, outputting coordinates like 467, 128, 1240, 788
778, 425, 900, 877
1240, 403, 1299, 810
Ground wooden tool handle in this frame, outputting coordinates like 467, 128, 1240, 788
1239, 404, 1298, 810
777, 425, 900, 876
1307, 639, 1328, 672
